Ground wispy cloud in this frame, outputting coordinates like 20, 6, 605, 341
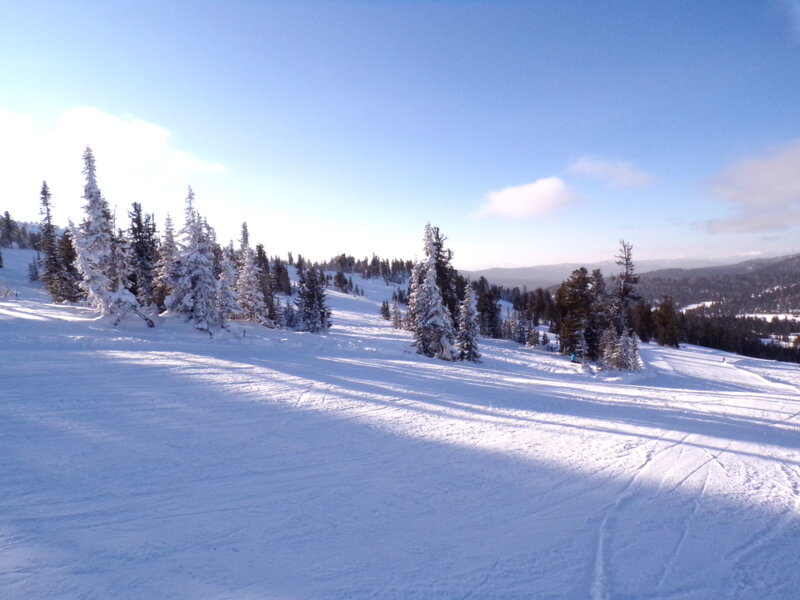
566, 156, 655, 188
475, 177, 578, 219
0, 106, 226, 224
706, 140, 800, 233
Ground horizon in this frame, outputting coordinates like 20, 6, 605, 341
2, 2, 800, 269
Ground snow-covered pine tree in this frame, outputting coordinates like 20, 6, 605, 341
423, 223, 459, 326
412, 263, 455, 360
107, 228, 153, 326
235, 223, 268, 323
168, 187, 220, 333
73, 147, 114, 314
295, 267, 331, 333
217, 243, 240, 321
406, 260, 423, 332
620, 332, 641, 371
456, 283, 480, 362
599, 326, 622, 370
152, 214, 177, 311
391, 300, 403, 329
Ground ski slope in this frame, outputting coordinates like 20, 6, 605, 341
2, 249, 800, 599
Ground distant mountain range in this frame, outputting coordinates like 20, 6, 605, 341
463, 257, 758, 290
466, 253, 800, 316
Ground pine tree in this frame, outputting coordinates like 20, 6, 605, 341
611, 240, 640, 335
456, 283, 480, 362
106, 228, 151, 326
423, 223, 460, 326
621, 332, 641, 370
599, 327, 623, 369
57, 229, 83, 302
168, 187, 220, 332
152, 214, 177, 311
555, 267, 593, 359
654, 296, 682, 348
295, 267, 331, 333
391, 300, 403, 329
475, 277, 502, 338
216, 243, 240, 321
379, 300, 391, 320
28, 255, 40, 281
255, 243, 277, 323
128, 202, 158, 307
73, 147, 114, 314
411, 261, 455, 360
37, 181, 63, 301
235, 223, 267, 323
0, 211, 14, 248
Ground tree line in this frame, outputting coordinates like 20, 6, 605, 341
26, 147, 329, 335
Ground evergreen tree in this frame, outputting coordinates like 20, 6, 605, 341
654, 296, 682, 347
28, 255, 40, 281
152, 214, 177, 311
235, 223, 268, 323
391, 300, 403, 329
168, 187, 220, 332
599, 327, 622, 369
37, 181, 63, 301
555, 267, 594, 359
423, 223, 460, 325
128, 202, 158, 307
475, 277, 502, 338
106, 228, 151, 326
379, 300, 391, 320
73, 147, 115, 314
0, 211, 14, 248
217, 243, 240, 321
411, 261, 455, 360
631, 300, 655, 343
456, 283, 480, 362
611, 240, 640, 335
255, 243, 277, 322
295, 267, 331, 333
56, 229, 83, 302
620, 332, 641, 370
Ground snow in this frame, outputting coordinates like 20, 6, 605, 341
681, 301, 715, 312
2, 248, 800, 599
739, 313, 800, 321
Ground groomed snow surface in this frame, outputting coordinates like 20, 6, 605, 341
2, 249, 800, 599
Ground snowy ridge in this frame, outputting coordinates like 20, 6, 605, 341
2, 249, 800, 598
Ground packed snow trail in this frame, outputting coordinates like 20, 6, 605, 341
2, 249, 800, 598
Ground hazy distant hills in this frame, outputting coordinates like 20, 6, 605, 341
464, 257, 748, 290
466, 253, 800, 316
638, 254, 800, 315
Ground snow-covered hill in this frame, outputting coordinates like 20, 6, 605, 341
2, 248, 799, 599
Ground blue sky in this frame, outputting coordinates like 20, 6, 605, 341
2, 1, 800, 269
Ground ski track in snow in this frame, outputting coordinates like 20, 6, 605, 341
2, 249, 800, 599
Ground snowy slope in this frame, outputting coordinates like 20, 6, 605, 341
1, 249, 800, 599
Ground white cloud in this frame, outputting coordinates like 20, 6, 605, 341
0, 106, 226, 226
475, 177, 578, 219
566, 156, 654, 187
706, 140, 800, 233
